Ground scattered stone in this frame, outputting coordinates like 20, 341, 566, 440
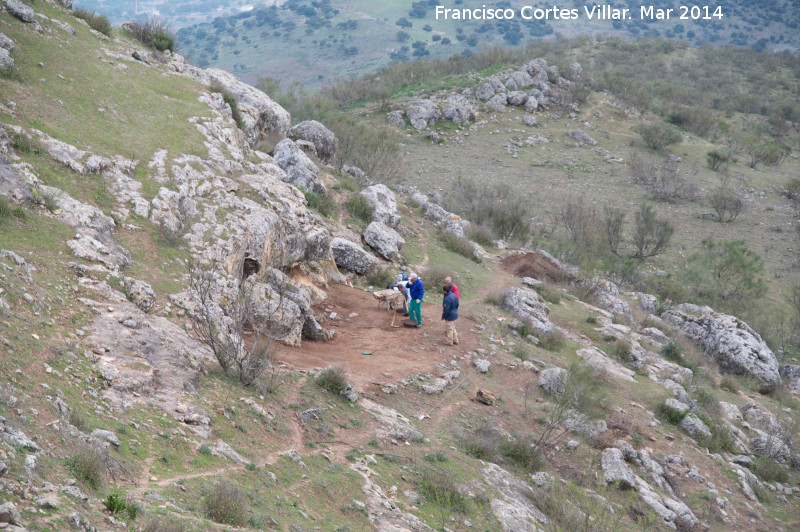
473, 358, 490, 374
475, 389, 496, 405
91, 429, 120, 447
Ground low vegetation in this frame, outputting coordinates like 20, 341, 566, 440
73, 8, 113, 37
125, 17, 177, 52
204, 481, 248, 526
315, 366, 349, 395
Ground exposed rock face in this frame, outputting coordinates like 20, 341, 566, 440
330, 237, 376, 275
1, 417, 39, 452
203, 68, 290, 147
602, 448, 637, 489
359, 184, 401, 227
588, 279, 630, 315
567, 129, 598, 146
363, 221, 405, 261
641, 327, 670, 345
124, 277, 156, 313
663, 304, 780, 392
244, 274, 309, 347
501, 287, 552, 335
406, 99, 441, 130
680, 413, 712, 439
288, 120, 338, 164
486, 93, 508, 112
538, 367, 566, 396
272, 138, 327, 197
664, 398, 689, 416
442, 94, 475, 125
482, 463, 548, 530
5, 0, 34, 23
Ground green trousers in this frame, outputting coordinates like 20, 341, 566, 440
409, 298, 422, 325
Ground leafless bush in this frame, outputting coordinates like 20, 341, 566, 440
707, 185, 743, 222
187, 257, 290, 389
137, 515, 187, 532
631, 204, 674, 259
629, 154, 697, 203
204, 481, 248, 526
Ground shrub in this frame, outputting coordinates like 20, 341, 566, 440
532, 284, 561, 304
103, 492, 138, 521
204, 481, 248, 526
708, 186, 743, 223
511, 344, 531, 361
11, 132, 42, 154
209, 82, 244, 130
0, 64, 22, 81
656, 402, 687, 424
424, 451, 447, 462
66, 445, 107, 490
483, 288, 504, 307
139, 516, 187, 532
466, 224, 495, 247
696, 424, 737, 454
11, 205, 26, 221
538, 330, 566, 352
125, 17, 176, 51
585, 316, 597, 324
440, 231, 480, 263
784, 178, 800, 206
0, 196, 11, 221
315, 366, 348, 395
422, 266, 449, 295
302, 189, 337, 218
751, 457, 789, 483
345, 194, 373, 222
631, 204, 673, 259
634, 122, 682, 149
660, 341, 684, 362
719, 375, 739, 393
463, 422, 502, 461
69, 410, 90, 432
73, 8, 113, 36
499, 434, 543, 472
415, 466, 471, 527
706, 150, 730, 172
609, 339, 631, 361
364, 266, 394, 288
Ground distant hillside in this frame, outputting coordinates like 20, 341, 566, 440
174, 0, 800, 86
73, 0, 274, 28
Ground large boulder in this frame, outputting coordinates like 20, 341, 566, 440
679, 413, 711, 439
505, 70, 534, 91
501, 287, 552, 335
331, 238, 376, 275
602, 448, 637, 489
0, 32, 13, 51
507, 91, 528, 106
124, 277, 156, 313
475, 82, 495, 101
205, 68, 290, 147
272, 139, 327, 197
386, 110, 405, 128
538, 367, 567, 396
442, 94, 475, 126
779, 365, 800, 395
288, 120, 338, 164
486, 94, 508, 112
0, 47, 12, 71
359, 184, 400, 228
405, 99, 441, 130
663, 304, 781, 392
588, 279, 630, 315
363, 221, 405, 261
567, 129, 598, 146
244, 275, 308, 347
4, 0, 34, 23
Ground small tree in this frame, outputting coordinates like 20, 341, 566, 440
603, 206, 625, 256
631, 204, 674, 259
706, 150, 730, 172
707, 185, 743, 222
742, 130, 783, 169
634, 122, 682, 150
682, 238, 766, 308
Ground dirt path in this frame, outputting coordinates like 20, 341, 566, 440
276, 284, 489, 389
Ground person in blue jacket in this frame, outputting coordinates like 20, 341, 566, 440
441, 284, 459, 345
408, 273, 424, 327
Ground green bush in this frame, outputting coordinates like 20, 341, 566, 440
422, 266, 450, 295
204, 481, 248, 526
66, 446, 106, 490
0, 196, 11, 221
719, 375, 739, 393
302, 189, 337, 218
532, 284, 561, 304
0, 64, 21, 81
609, 339, 631, 361
695, 424, 737, 454
365, 266, 394, 288
510, 344, 531, 361
585, 316, 597, 324
73, 8, 113, 36
466, 224, 495, 247
656, 402, 687, 425
209, 82, 244, 130
315, 366, 349, 395
538, 330, 566, 352
751, 457, 789, 483
707, 150, 730, 172
11, 132, 42, 154
415, 466, 471, 518
440, 231, 480, 263
634, 122, 682, 150
345, 194, 373, 222
103, 492, 138, 521
499, 434, 543, 472
126, 17, 176, 52
661, 341, 684, 362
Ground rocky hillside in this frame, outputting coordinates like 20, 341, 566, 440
1, 1, 800, 532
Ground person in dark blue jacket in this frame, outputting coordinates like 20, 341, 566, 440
442, 285, 459, 345
408, 273, 425, 327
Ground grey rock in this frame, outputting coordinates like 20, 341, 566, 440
124, 277, 156, 313
486, 93, 508, 112
482, 463, 548, 528
641, 327, 670, 345
524, 96, 540, 113
386, 110, 405, 128
475, 82, 495, 101
663, 304, 781, 392
615, 439, 638, 461
91, 429, 120, 447
661, 497, 698, 528
272, 138, 326, 197
665, 398, 689, 416
633, 292, 658, 312
422, 201, 449, 224
567, 129, 597, 146
505, 70, 534, 91
602, 448, 637, 489
587, 279, 630, 315
342, 165, 372, 186
302, 315, 335, 342
538, 367, 566, 396
60, 485, 89, 501
529, 471, 554, 488
501, 286, 553, 335
442, 94, 475, 125
363, 221, 405, 261
0, 418, 39, 452
0, 47, 12, 70
36, 496, 59, 509
204, 68, 290, 147
679, 414, 711, 439
330, 237, 376, 275
5, 0, 34, 23
0, 501, 22, 526
406, 99, 441, 130
521, 277, 543, 288
522, 114, 538, 127
0, 32, 13, 51
473, 359, 490, 374
360, 184, 401, 228
569, 63, 583, 79
506, 91, 528, 106
288, 120, 338, 164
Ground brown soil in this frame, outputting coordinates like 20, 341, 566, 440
501, 252, 567, 282
276, 284, 486, 388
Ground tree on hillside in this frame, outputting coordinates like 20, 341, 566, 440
634, 122, 682, 150
630, 204, 674, 259
682, 238, 766, 308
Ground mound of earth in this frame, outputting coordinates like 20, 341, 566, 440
501, 251, 577, 283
